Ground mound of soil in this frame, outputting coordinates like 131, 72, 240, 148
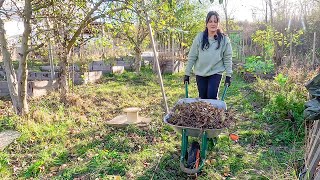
167, 101, 235, 129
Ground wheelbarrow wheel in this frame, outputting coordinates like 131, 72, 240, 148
187, 141, 200, 169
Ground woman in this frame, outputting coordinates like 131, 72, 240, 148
184, 11, 232, 99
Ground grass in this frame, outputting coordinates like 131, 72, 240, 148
0, 66, 305, 179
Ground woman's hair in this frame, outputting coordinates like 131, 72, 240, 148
201, 11, 224, 51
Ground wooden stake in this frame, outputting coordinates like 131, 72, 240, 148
143, 0, 169, 114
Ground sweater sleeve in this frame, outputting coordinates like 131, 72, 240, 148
185, 33, 200, 76
222, 37, 233, 77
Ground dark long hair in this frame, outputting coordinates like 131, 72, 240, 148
201, 11, 224, 51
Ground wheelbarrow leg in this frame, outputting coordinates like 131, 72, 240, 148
200, 132, 208, 162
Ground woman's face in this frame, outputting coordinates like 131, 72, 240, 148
206, 15, 219, 33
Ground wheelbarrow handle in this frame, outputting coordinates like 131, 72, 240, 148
185, 81, 229, 100
185, 83, 189, 98
221, 85, 229, 101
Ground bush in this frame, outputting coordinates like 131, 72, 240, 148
254, 73, 307, 145
243, 56, 274, 74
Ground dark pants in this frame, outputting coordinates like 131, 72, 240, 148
196, 74, 222, 99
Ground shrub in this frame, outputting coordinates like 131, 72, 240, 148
255, 73, 307, 145
244, 56, 274, 74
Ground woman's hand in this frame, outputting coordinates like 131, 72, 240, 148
225, 76, 231, 87
184, 75, 190, 84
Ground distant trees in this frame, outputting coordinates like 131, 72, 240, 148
237, 0, 320, 66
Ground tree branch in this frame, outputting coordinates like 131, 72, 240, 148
108, 17, 131, 24
65, 0, 105, 51
10, 0, 23, 17
67, 5, 127, 51
32, 1, 53, 11
124, 30, 138, 47
0, 0, 5, 8
26, 43, 44, 54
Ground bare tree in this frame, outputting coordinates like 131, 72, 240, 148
269, 0, 273, 24
222, 0, 230, 33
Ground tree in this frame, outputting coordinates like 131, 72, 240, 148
34, 0, 127, 103
0, 0, 44, 115
222, 0, 230, 33
268, 0, 273, 24
107, 0, 149, 72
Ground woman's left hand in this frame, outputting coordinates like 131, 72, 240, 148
225, 76, 231, 87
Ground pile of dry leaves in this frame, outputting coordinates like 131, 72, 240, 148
167, 101, 235, 129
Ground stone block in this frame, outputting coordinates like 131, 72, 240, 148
112, 66, 124, 74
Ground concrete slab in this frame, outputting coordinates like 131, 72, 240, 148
0, 130, 20, 150
106, 115, 151, 127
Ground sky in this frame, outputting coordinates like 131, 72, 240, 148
4, 20, 24, 38
208, 0, 302, 22
208, 0, 268, 22
4, 0, 303, 37
5, 0, 260, 37
2, 1, 24, 39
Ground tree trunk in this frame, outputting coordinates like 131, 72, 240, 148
0, 19, 19, 113
134, 47, 142, 72
45, 18, 55, 81
17, 0, 33, 115
269, 0, 273, 24
223, 0, 229, 33
59, 50, 69, 103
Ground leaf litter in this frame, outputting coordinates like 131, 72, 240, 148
167, 101, 235, 129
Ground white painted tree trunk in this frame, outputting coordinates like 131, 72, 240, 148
0, 0, 32, 115
17, 0, 33, 115
0, 19, 19, 113
134, 47, 142, 72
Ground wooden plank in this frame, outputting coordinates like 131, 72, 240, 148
305, 128, 320, 179
307, 121, 320, 165
308, 121, 320, 155
308, 145, 320, 180
311, 121, 320, 146
306, 121, 315, 164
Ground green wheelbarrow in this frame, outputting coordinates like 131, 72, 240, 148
163, 83, 229, 174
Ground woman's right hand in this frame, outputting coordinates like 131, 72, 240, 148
184, 75, 190, 84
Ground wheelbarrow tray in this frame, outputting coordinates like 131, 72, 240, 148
163, 98, 227, 138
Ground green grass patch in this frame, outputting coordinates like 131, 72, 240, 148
0, 67, 306, 179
